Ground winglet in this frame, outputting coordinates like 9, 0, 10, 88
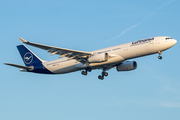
19, 37, 27, 43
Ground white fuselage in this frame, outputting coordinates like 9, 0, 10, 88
42, 36, 177, 74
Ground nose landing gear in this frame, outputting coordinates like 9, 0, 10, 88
158, 51, 162, 59
158, 56, 162, 59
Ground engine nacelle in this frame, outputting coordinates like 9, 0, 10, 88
88, 53, 109, 63
116, 61, 137, 71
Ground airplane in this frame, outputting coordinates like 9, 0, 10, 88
4, 36, 177, 80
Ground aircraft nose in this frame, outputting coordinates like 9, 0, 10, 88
172, 39, 177, 46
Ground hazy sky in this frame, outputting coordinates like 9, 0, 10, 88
1, 0, 180, 120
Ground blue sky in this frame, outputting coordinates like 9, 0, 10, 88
1, 0, 180, 120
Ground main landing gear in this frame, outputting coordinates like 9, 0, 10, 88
98, 71, 108, 80
81, 67, 108, 80
81, 67, 92, 76
158, 51, 162, 59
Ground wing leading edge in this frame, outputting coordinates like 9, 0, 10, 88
19, 37, 93, 63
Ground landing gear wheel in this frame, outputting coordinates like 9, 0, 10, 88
158, 56, 162, 59
158, 51, 162, 60
98, 75, 104, 80
102, 72, 108, 76
81, 71, 87, 75
86, 68, 92, 72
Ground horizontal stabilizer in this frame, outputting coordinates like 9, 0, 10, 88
4, 63, 33, 69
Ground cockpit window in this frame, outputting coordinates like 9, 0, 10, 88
166, 37, 172, 40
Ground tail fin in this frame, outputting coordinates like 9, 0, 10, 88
17, 45, 44, 66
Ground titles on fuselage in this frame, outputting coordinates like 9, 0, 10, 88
132, 38, 154, 46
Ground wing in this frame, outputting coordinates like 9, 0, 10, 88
19, 38, 93, 63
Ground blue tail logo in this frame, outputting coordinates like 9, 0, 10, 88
24, 52, 33, 64
17, 45, 43, 66
16, 44, 53, 74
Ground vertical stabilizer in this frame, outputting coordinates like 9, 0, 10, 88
17, 45, 43, 66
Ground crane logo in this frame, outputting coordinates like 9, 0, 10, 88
24, 52, 33, 64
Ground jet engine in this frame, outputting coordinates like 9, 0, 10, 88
88, 53, 109, 63
116, 61, 137, 71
